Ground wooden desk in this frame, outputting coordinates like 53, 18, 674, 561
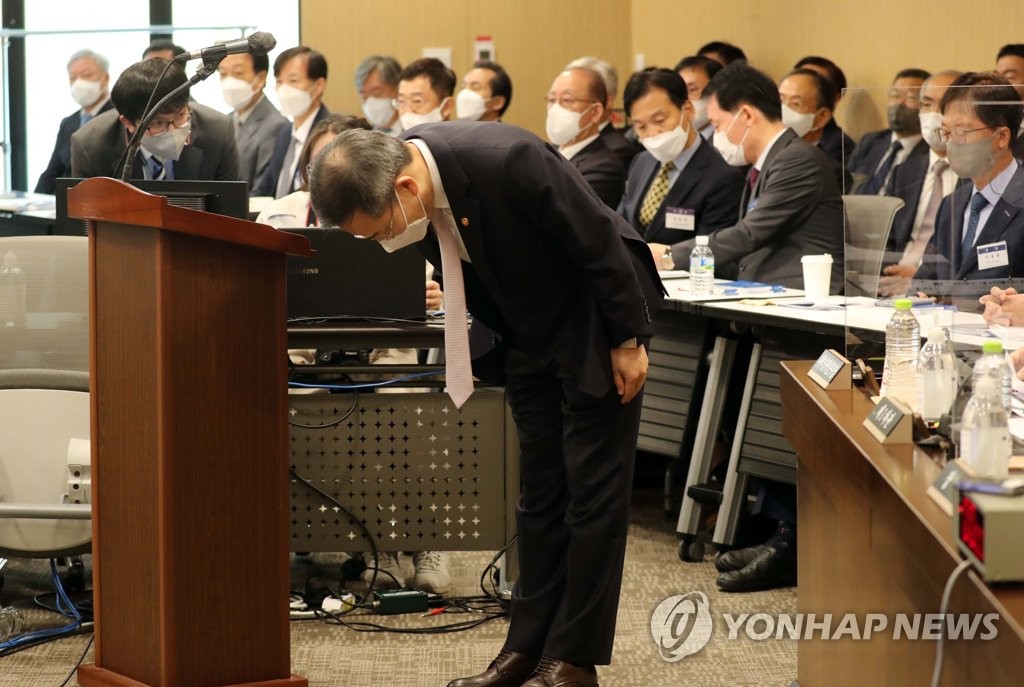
780, 361, 1024, 686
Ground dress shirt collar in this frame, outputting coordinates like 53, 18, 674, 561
976, 158, 1019, 202
235, 94, 264, 125
754, 128, 789, 171
560, 133, 600, 160
291, 107, 318, 143
890, 130, 922, 152
409, 138, 450, 209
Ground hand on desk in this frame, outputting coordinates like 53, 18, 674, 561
878, 263, 916, 297
611, 346, 648, 404
648, 242, 672, 270
1011, 346, 1024, 380
426, 280, 443, 312
979, 286, 1022, 327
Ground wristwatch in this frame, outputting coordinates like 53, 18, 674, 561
661, 247, 675, 270
618, 337, 641, 349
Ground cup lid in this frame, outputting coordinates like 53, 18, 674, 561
801, 254, 833, 263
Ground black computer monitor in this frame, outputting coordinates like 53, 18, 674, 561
52, 178, 249, 235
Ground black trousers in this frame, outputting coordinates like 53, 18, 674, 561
500, 348, 643, 666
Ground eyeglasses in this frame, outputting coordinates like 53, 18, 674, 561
937, 126, 990, 144
391, 97, 434, 112
145, 108, 191, 136
546, 95, 596, 110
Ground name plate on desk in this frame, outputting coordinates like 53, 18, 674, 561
863, 397, 913, 444
926, 460, 968, 517
807, 349, 851, 390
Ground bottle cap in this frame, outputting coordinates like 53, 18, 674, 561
695, 236, 709, 246
893, 298, 912, 311
982, 340, 1004, 355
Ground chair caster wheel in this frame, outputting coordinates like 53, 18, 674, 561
678, 535, 705, 562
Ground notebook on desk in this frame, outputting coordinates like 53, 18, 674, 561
283, 228, 425, 321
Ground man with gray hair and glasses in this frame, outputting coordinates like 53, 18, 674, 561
35, 48, 114, 193
309, 121, 662, 687
566, 55, 641, 170
355, 55, 403, 136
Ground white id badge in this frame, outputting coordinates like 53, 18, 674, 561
977, 241, 1009, 270
664, 207, 695, 231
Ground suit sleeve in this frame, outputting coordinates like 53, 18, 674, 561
501, 139, 652, 344
701, 147, 826, 268
34, 123, 70, 194
214, 117, 241, 181
912, 195, 951, 285
668, 168, 744, 267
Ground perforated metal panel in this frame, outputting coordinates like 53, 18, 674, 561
289, 388, 515, 552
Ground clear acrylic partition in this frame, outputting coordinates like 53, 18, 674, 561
842, 83, 1024, 443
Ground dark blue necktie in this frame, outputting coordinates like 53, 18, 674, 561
79, 112, 93, 127
148, 156, 164, 180
960, 192, 990, 258
863, 140, 903, 195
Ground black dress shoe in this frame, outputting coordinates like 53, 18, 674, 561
447, 649, 538, 687
717, 544, 797, 592
520, 657, 599, 687
714, 544, 770, 573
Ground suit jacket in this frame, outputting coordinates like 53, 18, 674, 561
617, 136, 744, 263
914, 165, 1024, 294
847, 128, 929, 190
678, 128, 845, 291
236, 96, 287, 191
568, 136, 626, 209
70, 104, 240, 181
35, 100, 115, 193
401, 121, 664, 397
817, 119, 855, 167
252, 104, 330, 197
600, 124, 642, 173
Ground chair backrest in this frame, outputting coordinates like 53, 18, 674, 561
0, 236, 88, 373
842, 195, 905, 297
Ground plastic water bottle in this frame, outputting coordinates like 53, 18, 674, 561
880, 298, 920, 411
972, 340, 1012, 413
960, 376, 1011, 479
689, 235, 714, 297
918, 327, 958, 422
0, 604, 24, 642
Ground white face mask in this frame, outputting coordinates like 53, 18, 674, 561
221, 76, 256, 110
919, 111, 946, 152
399, 98, 449, 130
456, 88, 488, 121
362, 96, 395, 128
691, 96, 710, 130
712, 112, 751, 166
546, 103, 592, 146
781, 104, 817, 138
140, 120, 191, 162
70, 78, 102, 108
277, 83, 314, 119
380, 188, 430, 253
640, 120, 690, 164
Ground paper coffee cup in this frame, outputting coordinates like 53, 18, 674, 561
801, 254, 833, 301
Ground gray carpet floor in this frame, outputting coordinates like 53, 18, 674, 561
0, 487, 797, 686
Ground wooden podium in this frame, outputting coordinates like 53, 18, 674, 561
68, 179, 312, 687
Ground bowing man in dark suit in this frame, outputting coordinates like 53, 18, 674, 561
617, 68, 743, 268
878, 71, 962, 296
252, 46, 329, 198
70, 59, 239, 182
217, 50, 287, 191
915, 72, 1024, 309
35, 49, 114, 194
309, 122, 663, 687
677, 62, 845, 293
847, 68, 931, 194
546, 66, 625, 208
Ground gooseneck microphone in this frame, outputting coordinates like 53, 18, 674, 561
176, 31, 277, 65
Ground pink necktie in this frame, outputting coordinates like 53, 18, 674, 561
434, 210, 473, 408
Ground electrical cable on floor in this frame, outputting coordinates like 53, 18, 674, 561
930, 558, 973, 687
56, 633, 94, 687
0, 560, 85, 657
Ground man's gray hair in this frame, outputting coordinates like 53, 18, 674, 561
309, 129, 411, 228
355, 55, 402, 92
67, 49, 109, 74
566, 56, 617, 100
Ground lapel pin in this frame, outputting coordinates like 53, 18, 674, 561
461, 217, 470, 227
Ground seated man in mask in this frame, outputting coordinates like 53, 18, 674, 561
71, 58, 239, 181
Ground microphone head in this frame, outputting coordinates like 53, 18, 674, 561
247, 32, 277, 56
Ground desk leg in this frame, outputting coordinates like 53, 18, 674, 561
675, 336, 736, 552
712, 341, 762, 548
